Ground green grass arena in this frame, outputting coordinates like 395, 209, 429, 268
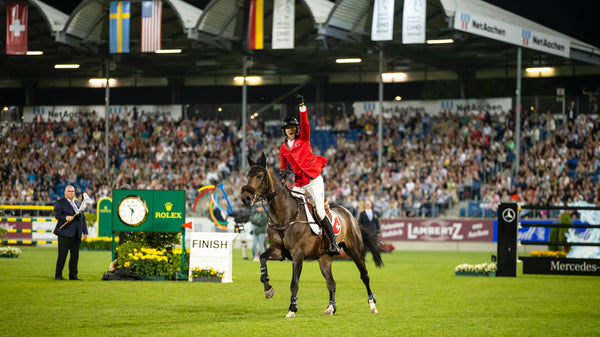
1, 246, 599, 336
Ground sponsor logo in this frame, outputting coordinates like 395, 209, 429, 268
155, 202, 182, 219
550, 260, 598, 273
471, 20, 506, 36
502, 208, 516, 223
522, 29, 531, 46
193, 183, 233, 230
460, 12, 470, 30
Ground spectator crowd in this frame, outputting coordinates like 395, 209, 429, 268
1, 102, 599, 220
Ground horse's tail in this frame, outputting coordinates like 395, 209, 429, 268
360, 225, 384, 268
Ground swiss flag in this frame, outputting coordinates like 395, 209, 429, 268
6, 3, 28, 55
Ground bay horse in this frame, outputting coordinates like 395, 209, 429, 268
241, 152, 383, 318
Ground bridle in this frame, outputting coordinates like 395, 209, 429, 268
242, 165, 277, 206
242, 164, 310, 231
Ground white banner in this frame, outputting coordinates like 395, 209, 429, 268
189, 232, 238, 283
23, 105, 183, 123
454, 10, 570, 58
371, 0, 395, 41
272, 0, 294, 49
402, 0, 426, 44
353, 97, 512, 119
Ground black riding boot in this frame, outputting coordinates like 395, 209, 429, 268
321, 216, 341, 256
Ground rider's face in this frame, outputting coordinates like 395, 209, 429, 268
285, 126, 297, 139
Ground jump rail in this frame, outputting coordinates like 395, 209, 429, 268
497, 202, 600, 277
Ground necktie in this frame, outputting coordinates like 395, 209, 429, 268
70, 200, 78, 213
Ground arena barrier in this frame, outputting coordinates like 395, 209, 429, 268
3, 240, 58, 244
497, 203, 600, 277
1, 205, 57, 245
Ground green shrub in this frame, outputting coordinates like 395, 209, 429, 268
80, 237, 115, 250
549, 212, 571, 252
85, 212, 96, 227
115, 235, 182, 278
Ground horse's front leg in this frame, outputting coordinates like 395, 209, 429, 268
318, 256, 336, 315
260, 245, 284, 299
286, 253, 304, 318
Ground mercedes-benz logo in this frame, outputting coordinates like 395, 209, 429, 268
502, 208, 516, 223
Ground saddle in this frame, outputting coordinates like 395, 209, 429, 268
304, 196, 333, 223
293, 193, 339, 236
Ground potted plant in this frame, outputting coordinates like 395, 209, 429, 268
1, 246, 22, 258
454, 262, 497, 277
190, 266, 225, 282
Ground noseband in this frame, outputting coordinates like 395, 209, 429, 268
242, 165, 277, 204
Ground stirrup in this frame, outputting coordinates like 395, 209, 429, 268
328, 241, 341, 256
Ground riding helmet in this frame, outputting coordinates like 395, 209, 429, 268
281, 116, 300, 134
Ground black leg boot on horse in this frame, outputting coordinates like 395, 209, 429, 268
321, 216, 341, 256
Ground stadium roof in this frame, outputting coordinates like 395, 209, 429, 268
1, 0, 599, 88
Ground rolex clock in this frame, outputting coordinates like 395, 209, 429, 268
117, 195, 149, 226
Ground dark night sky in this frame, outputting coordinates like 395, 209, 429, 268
52, 0, 600, 47
483, 0, 600, 47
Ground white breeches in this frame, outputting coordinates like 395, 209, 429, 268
292, 174, 326, 220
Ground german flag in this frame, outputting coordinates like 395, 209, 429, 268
247, 0, 263, 49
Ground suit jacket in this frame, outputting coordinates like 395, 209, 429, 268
53, 198, 88, 239
358, 210, 380, 234
280, 106, 328, 187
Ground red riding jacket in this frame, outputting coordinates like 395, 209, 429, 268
280, 106, 328, 187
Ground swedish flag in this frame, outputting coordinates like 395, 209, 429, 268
109, 1, 130, 53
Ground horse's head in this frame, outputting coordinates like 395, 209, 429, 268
241, 152, 272, 207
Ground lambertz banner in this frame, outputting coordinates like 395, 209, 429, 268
381, 218, 494, 242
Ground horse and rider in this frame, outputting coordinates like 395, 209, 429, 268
279, 93, 341, 256
241, 94, 383, 318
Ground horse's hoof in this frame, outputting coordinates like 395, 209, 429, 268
323, 305, 335, 316
265, 287, 275, 299
285, 311, 296, 318
369, 299, 379, 314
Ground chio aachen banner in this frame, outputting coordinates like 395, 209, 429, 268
354, 97, 511, 119
23, 105, 183, 123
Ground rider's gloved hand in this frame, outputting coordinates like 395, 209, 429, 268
279, 169, 290, 180
295, 94, 304, 106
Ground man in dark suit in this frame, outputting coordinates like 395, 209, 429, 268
53, 185, 88, 280
567, 100, 577, 123
358, 200, 380, 234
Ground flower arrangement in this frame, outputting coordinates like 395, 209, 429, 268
0, 246, 22, 257
122, 247, 171, 277
530, 250, 567, 258
190, 266, 225, 279
455, 262, 497, 274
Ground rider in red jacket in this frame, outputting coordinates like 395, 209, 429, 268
279, 94, 340, 255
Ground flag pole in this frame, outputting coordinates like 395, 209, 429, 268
241, 55, 248, 172
105, 59, 110, 170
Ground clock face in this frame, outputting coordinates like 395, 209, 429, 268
117, 195, 148, 226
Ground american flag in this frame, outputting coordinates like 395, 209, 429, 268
141, 0, 162, 52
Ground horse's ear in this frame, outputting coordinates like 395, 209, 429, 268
247, 154, 255, 167
259, 152, 266, 167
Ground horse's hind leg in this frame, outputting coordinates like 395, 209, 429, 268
260, 246, 284, 299
318, 256, 336, 316
345, 249, 379, 314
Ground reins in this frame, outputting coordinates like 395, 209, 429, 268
248, 165, 315, 231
